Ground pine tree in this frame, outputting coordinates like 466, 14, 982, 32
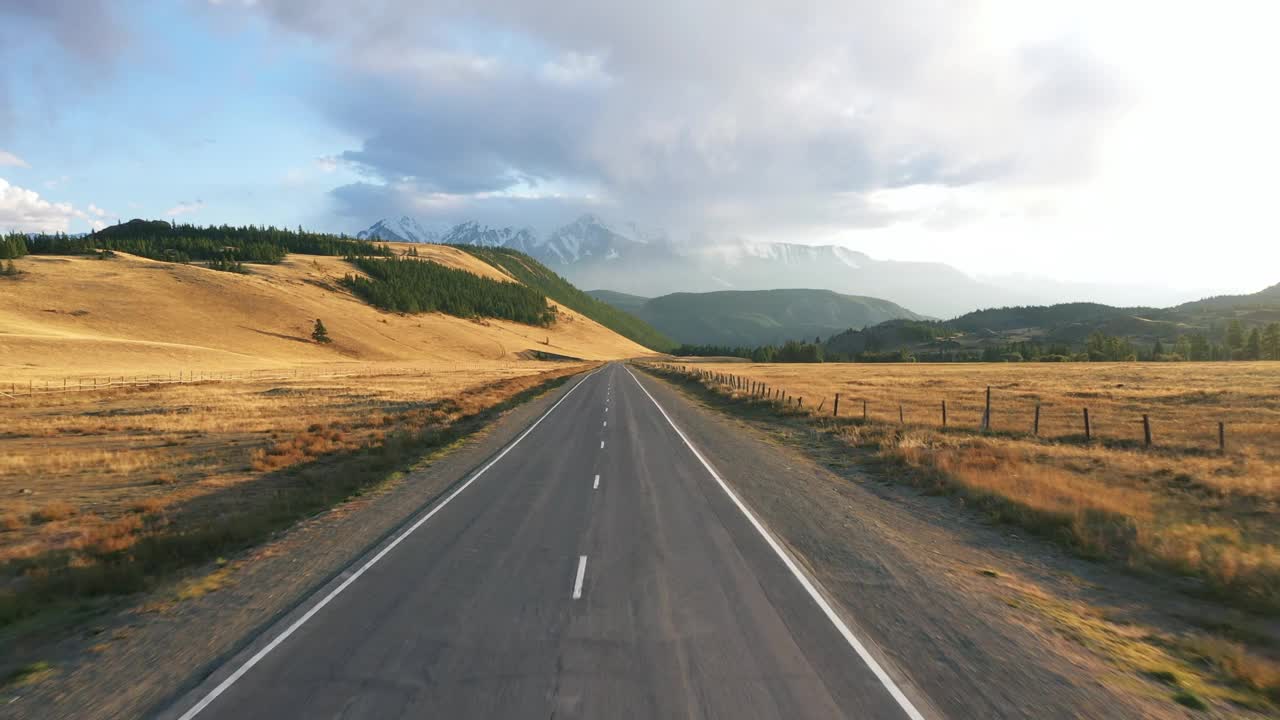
1174, 335, 1192, 360
1226, 319, 1245, 353
1264, 323, 1280, 361
1152, 338, 1165, 359
1246, 327, 1263, 360
1187, 333, 1210, 361
312, 319, 332, 344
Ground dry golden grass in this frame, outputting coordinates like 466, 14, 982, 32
653, 361, 1280, 612
0, 251, 650, 384
1, 363, 589, 627
0, 365, 572, 567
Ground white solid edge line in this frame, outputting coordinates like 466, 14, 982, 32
175, 367, 603, 720
623, 366, 927, 720
593, 474, 600, 489
573, 555, 588, 599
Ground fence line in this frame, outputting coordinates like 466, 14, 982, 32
646, 362, 1233, 454
1, 364, 478, 401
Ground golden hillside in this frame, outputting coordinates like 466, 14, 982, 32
0, 249, 652, 381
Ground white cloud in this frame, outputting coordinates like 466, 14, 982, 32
0, 150, 29, 168
539, 52, 612, 88
165, 200, 205, 217
0, 177, 79, 232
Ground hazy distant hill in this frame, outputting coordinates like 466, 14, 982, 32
825, 283, 1280, 360
588, 288, 923, 347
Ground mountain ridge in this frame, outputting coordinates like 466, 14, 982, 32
588, 287, 924, 347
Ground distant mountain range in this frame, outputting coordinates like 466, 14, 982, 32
588, 289, 924, 347
358, 214, 1218, 318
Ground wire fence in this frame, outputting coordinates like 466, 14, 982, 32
0, 365, 481, 401
647, 362, 1245, 454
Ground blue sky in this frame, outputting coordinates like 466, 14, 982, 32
1, 2, 362, 230
1, 0, 1278, 294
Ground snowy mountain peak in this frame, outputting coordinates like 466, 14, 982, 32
356, 216, 443, 243
541, 214, 647, 265
438, 221, 539, 253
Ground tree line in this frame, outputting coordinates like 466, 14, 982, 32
673, 340, 826, 363
344, 256, 556, 326
0, 233, 29, 260
674, 323, 1280, 364
11, 220, 389, 267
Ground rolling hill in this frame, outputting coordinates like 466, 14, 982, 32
0, 246, 653, 382
587, 288, 924, 347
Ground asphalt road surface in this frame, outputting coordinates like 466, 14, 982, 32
162, 363, 929, 719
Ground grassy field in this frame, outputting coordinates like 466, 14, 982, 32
0, 363, 588, 631
645, 360, 1280, 706
654, 361, 1280, 610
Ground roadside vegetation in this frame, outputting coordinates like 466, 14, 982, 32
640, 360, 1280, 710
0, 364, 585, 639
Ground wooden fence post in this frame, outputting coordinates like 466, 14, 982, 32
1218, 422, 1225, 454
817, 398, 825, 413
833, 393, 840, 417
862, 399, 868, 421
1033, 405, 1041, 436
1083, 408, 1091, 441
1142, 415, 1152, 448
981, 386, 991, 431
941, 400, 947, 428
899, 404, 904, 424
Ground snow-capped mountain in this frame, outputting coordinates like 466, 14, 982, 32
439, 221, 540, 253
540, 213, 651, 264
356, 216, 445, 244
355, 214, 1002, 317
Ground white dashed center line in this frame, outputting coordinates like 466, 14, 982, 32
573, 556, 588, 599
593, 474, 600, 489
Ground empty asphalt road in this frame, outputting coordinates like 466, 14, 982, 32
162, 363, 929, 719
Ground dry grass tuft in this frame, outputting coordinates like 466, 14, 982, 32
1180, 635, 1280, 703
30, 502, 77, 524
